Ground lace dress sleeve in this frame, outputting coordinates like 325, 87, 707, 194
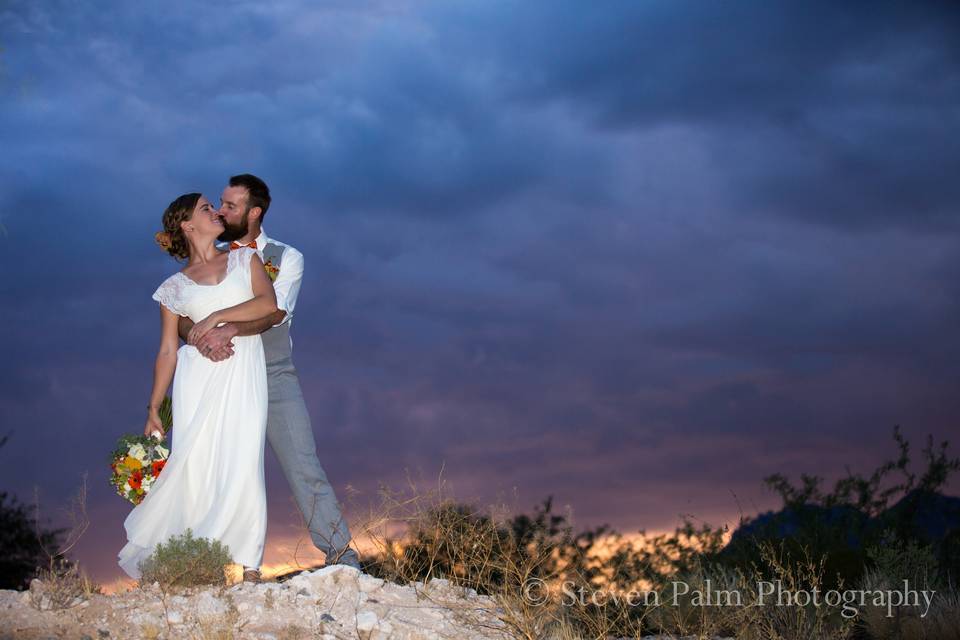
152, 275, 184, 316
230, 246, 257, 284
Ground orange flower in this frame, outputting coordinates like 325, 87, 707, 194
128, 469, 143, 490
151, 459, 166, 475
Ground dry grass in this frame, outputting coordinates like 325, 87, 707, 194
340, 470, 650, 639
328, 468, 875, 640
858, 570, 960, 640
28, 473, 101, 611
853, 532, 960, 640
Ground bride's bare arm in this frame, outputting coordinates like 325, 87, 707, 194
187, 253, 279, 344
145, 304, 180, 437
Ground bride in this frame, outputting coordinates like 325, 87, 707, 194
118, 193, 277, 583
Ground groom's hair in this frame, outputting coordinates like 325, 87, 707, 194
229, 173, 271, 220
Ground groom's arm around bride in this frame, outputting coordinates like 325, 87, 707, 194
176, 232, 302, 357
177, 307, 284, 359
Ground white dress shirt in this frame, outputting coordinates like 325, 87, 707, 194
218, 227, 304, 329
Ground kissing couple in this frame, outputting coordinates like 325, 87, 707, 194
118, 174, 361, 583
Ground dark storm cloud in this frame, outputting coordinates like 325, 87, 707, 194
1, 0, 606, 219
418, 0, 960, 231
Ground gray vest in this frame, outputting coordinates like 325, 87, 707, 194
259, 241, 293, 366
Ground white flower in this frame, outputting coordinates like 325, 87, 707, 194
154, 444, 169, 458
128, 444, 148, 462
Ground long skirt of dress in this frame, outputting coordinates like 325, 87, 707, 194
118, 334, 268, 579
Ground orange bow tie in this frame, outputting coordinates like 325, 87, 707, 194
229, 240, 258, 250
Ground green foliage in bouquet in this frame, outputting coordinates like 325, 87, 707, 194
137, 528, 231, 589
156, 395, 172, 434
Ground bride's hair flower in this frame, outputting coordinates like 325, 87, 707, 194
155, 230, 173, 251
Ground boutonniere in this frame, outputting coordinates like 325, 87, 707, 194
264, 259, 279, 282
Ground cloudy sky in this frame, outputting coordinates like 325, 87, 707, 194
2, 0, 959, 586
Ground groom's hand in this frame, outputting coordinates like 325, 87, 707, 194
206, 344, 235, 362
196, 325, 238, 362
198, 341, 234, 362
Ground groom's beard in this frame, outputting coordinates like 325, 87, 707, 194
217, 211, 250, 243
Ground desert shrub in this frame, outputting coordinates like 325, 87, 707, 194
644, 556, 744, 638
0, 433, 74, 591
919, 588, 960, 640
374, 496, 610, 594
137, 528, 231, 589
867, 530, 941, 591
644, 539, 855, 640
0, 491, 66, 589
29, 555, 99, 610
602, 516, 729, 592
715, 426, 960, 591
856, 532, 952, 640
737, 539, 856, 640
717, 502, 870, 591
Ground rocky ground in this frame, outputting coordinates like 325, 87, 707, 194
0, 565, 736, 639
0, 565, 509, 640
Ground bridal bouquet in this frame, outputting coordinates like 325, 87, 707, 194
110, 397, 172, 505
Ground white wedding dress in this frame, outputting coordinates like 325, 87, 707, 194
119, 247, 268, 579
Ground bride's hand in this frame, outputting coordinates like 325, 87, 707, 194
188, 313, 221, 345
144, 412, 164, 439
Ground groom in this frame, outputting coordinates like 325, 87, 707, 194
177, 173, 362, 578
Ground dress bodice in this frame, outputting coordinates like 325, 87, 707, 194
152, 247, 257, 323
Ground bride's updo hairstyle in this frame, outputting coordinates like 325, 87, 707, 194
155, 193, 201, 261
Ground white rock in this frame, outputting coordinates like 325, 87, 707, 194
359, 574, 386, 592
286, 573, 313, 594
356, 609, 379, 632
194, 591, 227, 617
377, 620, 394, 637
297, 564, 362, 595
129, 611, 163, 628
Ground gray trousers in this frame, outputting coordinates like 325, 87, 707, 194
261, 323, 358, 566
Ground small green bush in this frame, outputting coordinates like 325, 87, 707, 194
137, 528, 231, 589
867, 530, 941, 591
858, 532, 947, 640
